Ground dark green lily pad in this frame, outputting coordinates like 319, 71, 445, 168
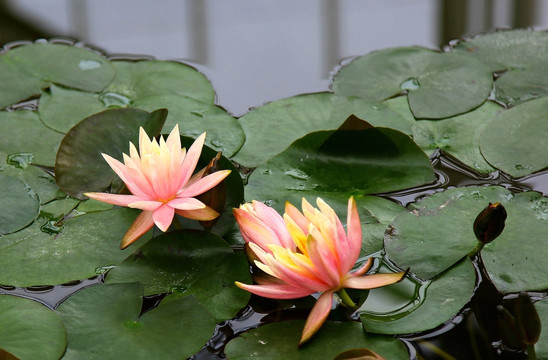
0, 174, 39, 235
105, 230, 251, 321
245, 127, 435, 216
384, 96, 501, 173
359, 258, 476, 335
55, 108, 167, 198
533, 297, 548, 359
333, 47, 493, 119
0, 207, 151, 287
0, 43, 114, 109
233, 92, 412, 167
105, 60, 215, 104
134, 95, 244, 157
0, 295, 66, 360
0, 110, 64, 167
480, 97, 548, 177
494, 61, 548, 106
454, 29, 548, 72
385, 186, 511, 280
224, 320, 409, 360
56, 282, 215, 360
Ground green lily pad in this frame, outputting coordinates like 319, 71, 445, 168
359, 258, 476, 335
0, 295, 66, 360
533, 297, 548, 359
134, 95, 244, 157
225, 320, 409, 360
0, 174, 39, 235
105, 230, 251, 321
494, 61, 548, 106
105, 60, 215, 104
245, 127, 435, 216
0, 43, 115, 109
0, 110, 64, 167
0, 207, 151, 287
233, 92, 412, 167
0, 162, 62, 204
333, 47, 493, 119
480, 97, 548, 177
56, 282, 216, 360
454, 29, 548, 72
385, 186, 512, 280
55, 107, 167, 198
384, 96, 501, 173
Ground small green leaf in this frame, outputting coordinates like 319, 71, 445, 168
0, 174, 39, 235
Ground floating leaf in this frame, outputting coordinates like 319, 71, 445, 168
0, 295, 66, 360
359, 258, 476, 334
55, 108, 167, 198
333, 47, 492, 119
0, 174, 39, 235
494, 61, 548, 106
0, 207, 151, 287
0, 110, 64, 167
224, 320, 409, 360
0, 43, 114, 109
480, 97, 548, 177
233, 93, 412, 167
106, 230, 251, 321
0, 162, 61, 204
56, 282, 215, 360
531, 297, 548, 358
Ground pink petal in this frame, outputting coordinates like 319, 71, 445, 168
261, 251, 327, 292
175, 206, 219, 221
127, 200, 163, 211
346, 196, 362, 265
152, 204, 175, 232
250, 201, 294, 250
300, 290, 334, 345
306, 230, 341, 287
233, 208, 284, 249
284, 200, 309, 234
119, 210, 154, 249
84, 192, 145, 208
179, 170, 231, 198
342, 271, 406, 290
168, 197, 206, 210
235, 282, 313, 299
180, 132, 206, 186
350, 257, 373, 277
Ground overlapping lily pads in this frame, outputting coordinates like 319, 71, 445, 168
224, 320, 410, 360
0, 295, 66, 360
56, 282, 216, 360
332, 47, 493, 119
105, 230, 251, 321
0, 174, 39, 235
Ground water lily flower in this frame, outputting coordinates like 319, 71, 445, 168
84, 125, 231, 249
234, 197, 406, 345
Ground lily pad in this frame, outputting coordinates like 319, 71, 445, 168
385, 186, 511, 280
0, 174, 39, 235
134, 95, 244, 157
0, 43, 115, 109
359, 258, 476, 335
333, 47, 493, 119
0, 207, 151, 287
55, 107, 167, 198
0, 295, 66, 360
479, 97, 548, 177
105, 230, 251, 321
0, 110, 64, 167
245, 127, 435, 216
56, 282, 216, 360
105, 60, 215, 104
454, 29, 548, 72
0, 162, 62, 204
494, 61, 548, 106
384, 96, 501, 173
224, 320, 409, 360
532, 297, 548, 359
233, 92, 412, 167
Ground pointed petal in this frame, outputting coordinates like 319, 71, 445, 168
343, 271, 406, 290
165, 124, 181, 150
84, 192, 144, 207
175, 206, 219, 221
350, 257, 373, 277
307, 230, 341, 287
285, 200, 309, 233
168, 197, 206, 210
235, 282, 313, 299
284, 213, 308, 254
120, 211, 154, 249
346, 196, 362, 262
152, 204, 175, 232
127, 200, 163, 211
179, 170, 231, 198
250, 201, 294, 250
180, 132, 206, 186
233, 208, 284, 249
300, 291, 334, 345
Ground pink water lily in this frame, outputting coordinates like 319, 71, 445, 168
234, 197, 406, 345
85, 125, 230, 249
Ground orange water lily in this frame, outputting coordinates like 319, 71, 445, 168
234, 197, 406, 344
85, 125, 230, 249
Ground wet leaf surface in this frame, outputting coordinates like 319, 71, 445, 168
0, 174, 39, 235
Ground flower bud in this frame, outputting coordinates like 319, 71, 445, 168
473, 202, 507, 244
514, 291, 541, 345
197, 152, 227, 228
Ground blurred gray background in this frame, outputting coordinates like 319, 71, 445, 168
1, 0, 547, 115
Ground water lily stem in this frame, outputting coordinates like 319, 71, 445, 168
337, 289, 356, 308
467, 241, 484, 257
527, 344, 537, 360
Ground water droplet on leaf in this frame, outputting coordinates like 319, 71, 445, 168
7, 152, 34, 169
284, 169, 309, 180
78, 60, 102, 70
99, 92, 132, 108
400, 77, 420, 91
